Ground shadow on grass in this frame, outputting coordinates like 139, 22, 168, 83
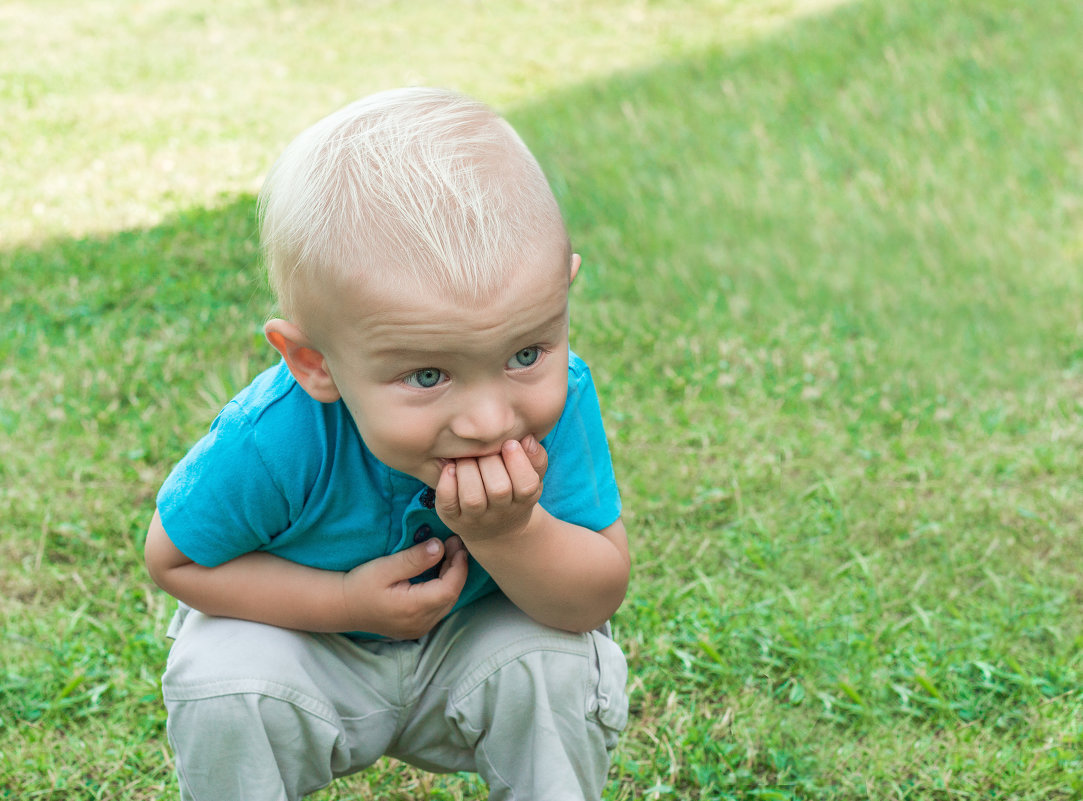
5, 0, 1081, 399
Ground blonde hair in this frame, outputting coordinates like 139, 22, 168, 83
258, 87, 567, 320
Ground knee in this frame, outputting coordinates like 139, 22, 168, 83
166, 691, 345, 801
444, 631, 629, 800
586, 631, 630, 749
450, 628, 629, 746
162, 615, 349, 798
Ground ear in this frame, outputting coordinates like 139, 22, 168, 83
569, 252, 582, 285
264, 319, 342, 403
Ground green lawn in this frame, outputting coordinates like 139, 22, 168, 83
2, 0, 1082, 798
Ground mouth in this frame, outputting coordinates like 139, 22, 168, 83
437, 446, 511, 466
435, 436, 535, 469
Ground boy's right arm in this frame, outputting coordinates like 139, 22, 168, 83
144, 509, 469, 640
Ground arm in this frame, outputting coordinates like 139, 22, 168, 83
144, 509, 469, 639
436, 437, 630, 633
463, 510, 629, 634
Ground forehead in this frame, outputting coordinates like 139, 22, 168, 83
322, 249, 571, 359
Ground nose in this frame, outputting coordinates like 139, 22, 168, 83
449, 383, 517, 448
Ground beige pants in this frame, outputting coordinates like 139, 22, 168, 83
161, 592, 629, 801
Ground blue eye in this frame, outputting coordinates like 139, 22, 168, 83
404, 368, 446, 389
508, 347, 541, 369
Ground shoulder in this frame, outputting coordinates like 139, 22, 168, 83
184, 360, 342, 483
539, 349, 622, 528
548, 349, 607, 442
156, 361, 371, 565
227, 360, 308, 428
566, 349, 596, 395
233, 360, 330, 433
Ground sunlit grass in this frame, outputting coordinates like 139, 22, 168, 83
0, 0, 845, 246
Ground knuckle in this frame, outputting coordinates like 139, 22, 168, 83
518, 474, 542, 498
459, 491, 488, 513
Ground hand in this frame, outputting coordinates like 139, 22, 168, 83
341, 535, 468, 640
435, 435, 549, 544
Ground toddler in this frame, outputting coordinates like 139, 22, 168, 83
145, 87, 630, 801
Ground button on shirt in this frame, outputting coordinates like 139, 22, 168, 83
156, 351, 621, 639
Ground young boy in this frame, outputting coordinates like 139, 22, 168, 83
144, 87, 630, 801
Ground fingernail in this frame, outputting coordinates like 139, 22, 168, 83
425, 539, 441, 555
524, 435, 538, 453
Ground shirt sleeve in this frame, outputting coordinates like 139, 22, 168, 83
539, 354, 622, 531
155, 401, 293, 567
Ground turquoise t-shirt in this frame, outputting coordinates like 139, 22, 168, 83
156, 350, 621, 638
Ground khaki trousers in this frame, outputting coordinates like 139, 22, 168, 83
161, 593, 629, 800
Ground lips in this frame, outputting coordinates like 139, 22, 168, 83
439, 449, 505, 463
436, 436, 532, 468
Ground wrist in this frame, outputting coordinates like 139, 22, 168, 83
461, 504, 546, 555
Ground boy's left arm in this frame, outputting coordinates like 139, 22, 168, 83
435, 436, 630, 633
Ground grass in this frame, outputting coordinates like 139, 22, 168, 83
2, 0, 1082, 798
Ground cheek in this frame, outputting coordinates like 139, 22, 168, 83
525, 378, 569, 437
363, 411, 433, 453
342, 392, 434, 458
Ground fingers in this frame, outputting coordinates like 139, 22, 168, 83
398, 538, 467, 594
437, 535, 468, 581
390, 536, 446, 582
520, 435, 549, 481
435, 461, 461, 519
454, 457, 491, 512
433, 440, 549, 540
441, 441, 544, 515
388, 535, 468, 587
499, 440, 543, 501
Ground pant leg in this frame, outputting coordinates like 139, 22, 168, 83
390, 593, 630, 801
161, 606, 407, 801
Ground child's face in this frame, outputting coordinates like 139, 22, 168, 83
318, 247, 578, 488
